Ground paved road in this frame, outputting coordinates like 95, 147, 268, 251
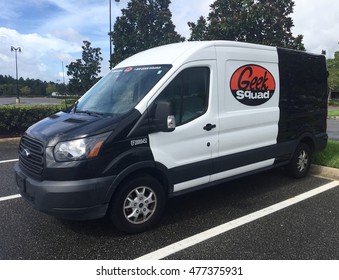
0, 97, 62, 105
328, 106, 339, 111
0, 141, 339, 260
327, 119, 339, 141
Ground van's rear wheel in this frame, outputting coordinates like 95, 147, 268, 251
288, 143, 312, 178
109, 175, 166, 233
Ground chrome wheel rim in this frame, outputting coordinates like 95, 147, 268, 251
123, 186, 157, 225
297, 150, 308, 172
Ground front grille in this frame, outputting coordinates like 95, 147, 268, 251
19, 135, 44, 176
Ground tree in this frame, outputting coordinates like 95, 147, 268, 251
0, 84, 15, 96
110, 0, 185, 66
188, 0, 305, 50
66, 41, 103, 96
0, 75, 48, 96
20, 86, 31, 96
188, 16, 209, 41
46, 83, 57, 96
328, 51, 339, 97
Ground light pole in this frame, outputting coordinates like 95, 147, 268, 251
109, 0, 120, 69
11, 46, 21, 104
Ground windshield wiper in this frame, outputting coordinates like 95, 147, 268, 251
75, 110, 104, 117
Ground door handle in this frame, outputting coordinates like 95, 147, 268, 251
203, 123, 216, 131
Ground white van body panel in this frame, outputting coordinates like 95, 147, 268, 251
140, 42, 281, 191
149, 60, 219, 189
215, 46, 280, 179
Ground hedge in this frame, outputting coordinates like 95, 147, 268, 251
0, 104, 65, 137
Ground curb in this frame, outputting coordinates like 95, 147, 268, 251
0, 137, 21, 144
310, 164, 339, 181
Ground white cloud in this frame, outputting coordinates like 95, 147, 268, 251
49, 28, 86, 43
37, 0, 120, 39
0, 27, 82, 81
171, 0, 213, 38
292, 0, 339, 58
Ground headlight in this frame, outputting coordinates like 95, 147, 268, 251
54, 132, 110, 162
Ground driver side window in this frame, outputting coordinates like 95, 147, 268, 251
156, 67, 210, 126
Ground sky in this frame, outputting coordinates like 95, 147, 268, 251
0, 0, 339, 83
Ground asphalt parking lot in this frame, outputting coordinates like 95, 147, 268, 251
0, 140, 339, 260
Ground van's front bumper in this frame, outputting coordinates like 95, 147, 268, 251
14, 163, 115, 220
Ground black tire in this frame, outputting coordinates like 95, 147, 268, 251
109, 175, 166, 233
287, 143, 312, 179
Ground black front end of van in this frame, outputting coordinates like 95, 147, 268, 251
14, 109, 143, 220
15, 158, 114, 220
14, 65, 173, 221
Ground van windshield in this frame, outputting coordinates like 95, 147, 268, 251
75, 65, 172, 116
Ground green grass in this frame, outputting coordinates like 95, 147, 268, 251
329, 100, 339, 106
328, 110, 339, 117
313, 140, 339, 168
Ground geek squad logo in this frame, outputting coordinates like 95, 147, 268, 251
230, 64, 276, 106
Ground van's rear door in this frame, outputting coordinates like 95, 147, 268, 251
211, 45, 280, 181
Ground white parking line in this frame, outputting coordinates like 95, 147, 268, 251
0, 158, 21, 201
0, 159, 18, 164
136, 180, 339, 260
0, 194, 21, 202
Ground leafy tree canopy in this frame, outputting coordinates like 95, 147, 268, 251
188, 0, 305, 50
110, 0, 184, 66
66, 41, 103, 96
0, 75, 50, 97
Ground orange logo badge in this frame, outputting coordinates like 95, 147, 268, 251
230, 64, 276, 106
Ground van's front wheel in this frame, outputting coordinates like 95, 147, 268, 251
109, 175, 166, 233
288, 143, 312, 178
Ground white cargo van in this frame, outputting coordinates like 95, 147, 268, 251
15, 41, 328, 233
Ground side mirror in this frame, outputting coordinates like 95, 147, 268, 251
126, 101, 175, 138
151, 101, 176, 132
